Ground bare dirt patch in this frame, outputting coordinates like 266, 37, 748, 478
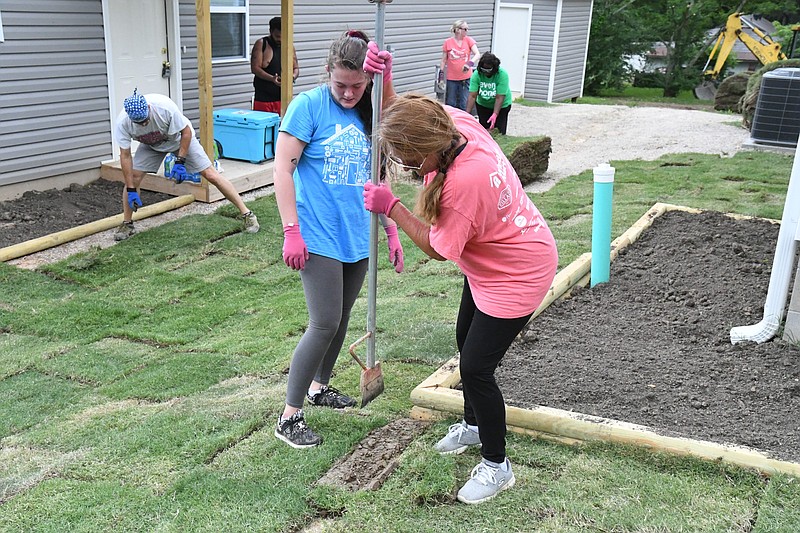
317, 418, 430, 491
498, 209, 800, 463
0, 179, 171, 249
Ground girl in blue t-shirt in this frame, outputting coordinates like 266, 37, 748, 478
272, 30, 404, 449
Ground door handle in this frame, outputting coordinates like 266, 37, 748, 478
162, 61, 171, 78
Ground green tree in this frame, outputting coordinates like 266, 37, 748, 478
584, 0, 651, 95
646, 0, 724, 97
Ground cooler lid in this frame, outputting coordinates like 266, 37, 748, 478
213, 109, 281, 126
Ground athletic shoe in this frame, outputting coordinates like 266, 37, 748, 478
434, 421, 481, 455
307, 385, 357, 409
457, 458, 516, 504
114, 221, 136, 241
242, 211, 260, 233
274, 410, 322, 449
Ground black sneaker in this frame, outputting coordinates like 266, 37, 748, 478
307, 385, 357, 409
274, 410, 322, 449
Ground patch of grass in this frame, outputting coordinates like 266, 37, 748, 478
575, 86, 711, 108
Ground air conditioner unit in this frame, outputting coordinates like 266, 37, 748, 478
750, 68, 800, 148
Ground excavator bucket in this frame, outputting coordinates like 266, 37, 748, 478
694, 80, 717, 101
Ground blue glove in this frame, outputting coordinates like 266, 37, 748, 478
171, 163, 189, 184
127, 188, 142, 212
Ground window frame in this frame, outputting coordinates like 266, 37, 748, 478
209, 0, 249, 64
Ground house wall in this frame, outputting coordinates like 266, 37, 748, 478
550, 0, 591, 102
523, 0, 557, 101
514, 0, 592, 103
0, 0, 111, 192
179, 0, 497, 126
0, 0, 593, 198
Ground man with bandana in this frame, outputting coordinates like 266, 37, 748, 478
112, 89, 260, 241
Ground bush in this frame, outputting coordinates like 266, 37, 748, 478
632, 70, 665, 89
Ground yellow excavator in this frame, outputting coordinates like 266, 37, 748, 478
694, 13, 797, 100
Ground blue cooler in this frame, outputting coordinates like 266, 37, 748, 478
213, 109, 280, 164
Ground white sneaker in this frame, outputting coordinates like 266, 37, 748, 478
433, 421, 481, 455
242, 211, 260, 233
457, 458, 515, 504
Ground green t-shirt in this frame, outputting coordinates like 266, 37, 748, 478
469, 67, 513, 109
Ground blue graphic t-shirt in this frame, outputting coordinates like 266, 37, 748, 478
280, 85, 371, 262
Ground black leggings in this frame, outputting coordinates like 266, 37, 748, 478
456, 278, 531, 464
475, 103, 511, 135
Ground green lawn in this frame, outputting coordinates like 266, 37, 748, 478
1, 144, 799, 531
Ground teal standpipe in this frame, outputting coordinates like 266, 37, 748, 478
590, 163, 616, 287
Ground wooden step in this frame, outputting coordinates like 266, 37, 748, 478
100, 158, 275, 203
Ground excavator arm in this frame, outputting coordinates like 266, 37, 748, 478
696, 13, 788, 100
703, 13, 786, 78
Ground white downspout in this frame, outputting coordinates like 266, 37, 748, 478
730, 142, 800, 344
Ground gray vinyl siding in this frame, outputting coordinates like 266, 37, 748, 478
179, 0, 495, 127
550, 0, 591, 102
0, 0, 111, 187
525, 1, 557, 101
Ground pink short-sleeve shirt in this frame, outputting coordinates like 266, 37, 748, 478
425, 107, 559, 318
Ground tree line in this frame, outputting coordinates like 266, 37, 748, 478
584, 0, 800, 97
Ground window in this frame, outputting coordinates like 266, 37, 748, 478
210, 0, 248, 61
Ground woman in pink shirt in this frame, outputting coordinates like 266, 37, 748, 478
362, 92, 558, 505
440, 20, 481, 111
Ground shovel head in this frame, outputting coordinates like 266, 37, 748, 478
359, 362, 384, 407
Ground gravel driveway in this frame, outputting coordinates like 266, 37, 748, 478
509, 103, 748, 192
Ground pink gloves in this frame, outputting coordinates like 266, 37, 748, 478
363, 182, 400, 216
363, 41, 393, 84
384, 225, 404, 273
282, 224, 309, 270
488, 113, 498, 129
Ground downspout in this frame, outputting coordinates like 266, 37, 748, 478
730, 142, 800, 344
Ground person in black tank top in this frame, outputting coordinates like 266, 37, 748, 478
250, 16, 300, 114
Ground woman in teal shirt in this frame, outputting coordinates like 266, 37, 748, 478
466, 52, 513, 134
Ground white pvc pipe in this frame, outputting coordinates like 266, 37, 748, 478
730, 142, 800, 344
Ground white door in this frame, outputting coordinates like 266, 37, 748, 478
108, 0, 171, 127
493, 3, 532, 96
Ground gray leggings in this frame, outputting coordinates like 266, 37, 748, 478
285, 253, 369, 408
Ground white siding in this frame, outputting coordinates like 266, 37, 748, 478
0, 0, 111, 187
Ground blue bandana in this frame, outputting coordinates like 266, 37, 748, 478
124, 89, 149, 122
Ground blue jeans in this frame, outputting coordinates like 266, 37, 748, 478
445, 79, 470, 111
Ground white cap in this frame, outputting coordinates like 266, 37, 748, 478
593, 162, 615, 183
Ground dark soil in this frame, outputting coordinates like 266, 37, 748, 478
0, 179, 171, 249
499, 210, 800, 463
318, 418, 430, 491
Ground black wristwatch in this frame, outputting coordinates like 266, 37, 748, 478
175, 156, 186, 165
127, 187, 137, 192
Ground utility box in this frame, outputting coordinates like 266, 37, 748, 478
213, 109, 280, 164
750, 68, 800, 148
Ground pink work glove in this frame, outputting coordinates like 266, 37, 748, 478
488, 113, 498, 129
363, 41, 393, 84
282, 224, 309, 271
384, 225, 404, 273
363, 182, 400, 215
